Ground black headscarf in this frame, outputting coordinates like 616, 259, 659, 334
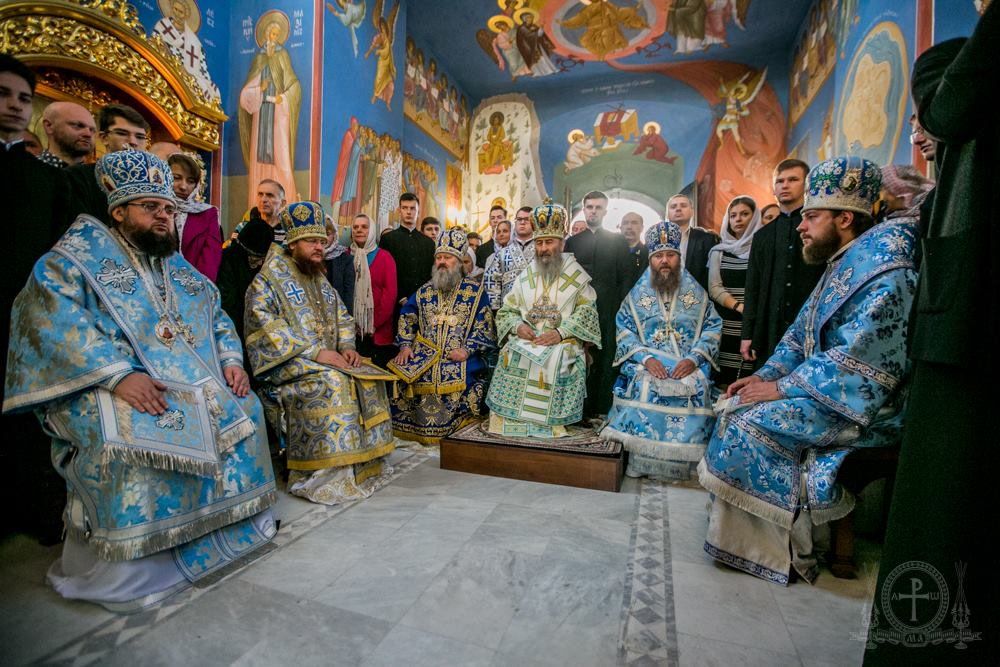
237, 215, 275, 256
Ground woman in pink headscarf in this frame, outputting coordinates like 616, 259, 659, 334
880, 165, 935, 218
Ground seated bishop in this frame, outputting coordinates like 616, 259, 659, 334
486, 202, 602, 437
2, 151, 276, 611
245, 201, 395, 505
699, 157, 918, 585
389, 228, 496, 444
601, 221, 723, 480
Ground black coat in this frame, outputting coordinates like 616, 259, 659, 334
868, 7, 999, 664
684, 226, 719, 291
624, 243, 649, 293
475, 237, 495, 268
325, 252, 356, 315
1, 143, 73, 401
65, 162, 111, 224
563, 227, 633, 414
379, 224, 435, 305
217, 217, 275, 343
740, 208, 824, 367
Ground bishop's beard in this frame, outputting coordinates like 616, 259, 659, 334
431, 262, 463, 292
536, 249, 562, 284
651, 266, 680, 296
120, 220, 178, 258
291, 253, 326, 277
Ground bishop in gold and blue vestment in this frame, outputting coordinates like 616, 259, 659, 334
245, 201, 395, 504
699, 158, 918, 585
3, 152, 276, 611
601, 221, 723, 479
389, 229, 496, 444
486, 202, 601, 437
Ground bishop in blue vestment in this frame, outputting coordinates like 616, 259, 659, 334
699, 158, 918, 585
3, 152, 276, 611
601, 221, 722, 480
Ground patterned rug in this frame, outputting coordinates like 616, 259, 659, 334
448, 418, 622, 456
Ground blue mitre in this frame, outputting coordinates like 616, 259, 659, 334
803, 156, 882, 216
645, 221, 682, 255
436, 227, 469, 259
280, 201, 327, 244
95, 150, 174, 213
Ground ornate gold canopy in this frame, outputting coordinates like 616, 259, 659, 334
0, 0, 226, 151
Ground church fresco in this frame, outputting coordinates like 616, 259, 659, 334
365, 0, 401, 110
238, 9, 303, 207
834, 21, 908, 168
475, 0, 562, 80
327, 0, 366, 57
788, 0, 837, 126
467, 94, 547, 236
403, 36, 472, 159
151, 0, 221, 101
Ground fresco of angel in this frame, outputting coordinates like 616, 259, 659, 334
476, 15, 530, 80
365, 0, 400, 109
716, 67, 766, 155
327, 0, 366, 57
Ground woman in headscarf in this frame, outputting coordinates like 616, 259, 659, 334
708, 195, 763, 387
324, 214, 355, 312
880, 164, 934, 218
464, 246, 484, 284
168, 153, 222, 281
349, 213, 397, 368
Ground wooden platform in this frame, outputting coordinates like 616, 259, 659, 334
440, 420, 624, 492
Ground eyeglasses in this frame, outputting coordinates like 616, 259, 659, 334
128, 201, 177, 216
105, 128, 148, 142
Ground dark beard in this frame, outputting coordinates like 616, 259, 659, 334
130, 226, 177, 258
802, 230, 841, 265
651, 267, 680, 296
431, 263, 463, 292
293, 255, 326, 276
536, 251, 562, 284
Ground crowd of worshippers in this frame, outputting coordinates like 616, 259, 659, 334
0, 37, 960, 611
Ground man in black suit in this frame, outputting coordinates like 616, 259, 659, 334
665, 194, 718, 290
563, 191, 632, 417
0, 54, 74, 543
475, 204, 507, 268
739, 159, 823, 369
379, 192, 435, 318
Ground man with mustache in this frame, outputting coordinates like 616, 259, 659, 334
486, 201, 601, 437
3, 150, 277, 610
699, 157, 918, 586
390, 228, 496, 444
245, 201, 396, 504
601, 221, 723, 481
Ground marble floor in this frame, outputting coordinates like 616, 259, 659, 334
0, 446, 878, 666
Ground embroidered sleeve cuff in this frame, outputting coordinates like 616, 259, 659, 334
102, 370, 133, 392
220, 358, 243, 369
754, 365, 782, 382
776, 376, 792, 399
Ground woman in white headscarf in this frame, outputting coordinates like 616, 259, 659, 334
707, 195, 763, 387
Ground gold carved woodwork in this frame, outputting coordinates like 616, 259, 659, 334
0, 1, 225, 151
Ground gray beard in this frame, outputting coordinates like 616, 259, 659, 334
651, 267, 680, 296
536, 251, 562, 284
431, 263, 463, 292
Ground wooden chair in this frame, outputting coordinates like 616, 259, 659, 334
828, 447, 900, 578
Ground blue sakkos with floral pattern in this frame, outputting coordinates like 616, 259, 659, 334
3, 216, 276, 564
698, 216, 918, 583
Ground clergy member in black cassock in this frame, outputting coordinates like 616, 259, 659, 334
867, 13, 999, 665
563, 192, 633, 416
0, 55, 74, 543
740, 161, 823, 369
379, 193, 436, 319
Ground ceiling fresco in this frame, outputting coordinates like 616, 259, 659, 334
406, 0, 813, 100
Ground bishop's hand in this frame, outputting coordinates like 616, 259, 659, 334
224, 365, 251, 398
725, 374, 761, 398
643, 357, 668, 380
342, 349, 362, 367
393, 346, 414, 365
533, 329, 562, 347
114, 372, 169, 415
670, 359, 696, 380
516, 322, 535, 341
317, 349, 350, 369
447, 348, 469, 362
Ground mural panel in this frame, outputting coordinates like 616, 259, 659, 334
834, 21, 908, 167
329, 120, 404, 232
403, 36, 472, 158
788, 0, 838, 126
